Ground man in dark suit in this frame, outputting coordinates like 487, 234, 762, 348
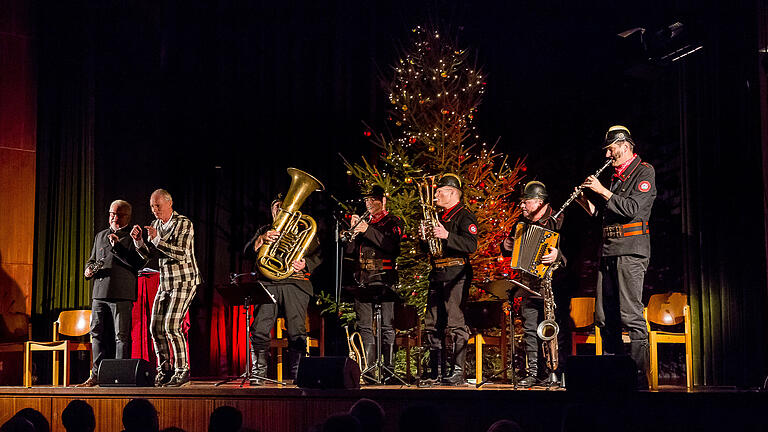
79, 200, 145, 387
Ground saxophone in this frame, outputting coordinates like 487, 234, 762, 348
416, 176, 443, 257
537, 262, 560, 372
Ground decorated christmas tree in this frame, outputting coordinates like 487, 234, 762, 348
327, 25, 528, 379
343, 25, 526, 307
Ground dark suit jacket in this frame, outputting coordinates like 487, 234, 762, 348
86, 226, 146, 301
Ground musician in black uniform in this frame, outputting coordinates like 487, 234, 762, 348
79, 200, 146, 387
577, 125, 656, 386
500, 181, 566, 387
243, 197, 322, 384
420, 173, 478, 386
344, 186, 403, 374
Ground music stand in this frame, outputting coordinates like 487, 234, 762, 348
215, 273, 283, 386
348, 281, 409, 386
476, 279, 542, 389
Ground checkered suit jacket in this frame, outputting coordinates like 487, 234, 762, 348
138, 211, 201, 290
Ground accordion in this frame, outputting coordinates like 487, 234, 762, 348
507, 222, 560, 279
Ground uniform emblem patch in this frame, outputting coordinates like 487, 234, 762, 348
468, 224, 478, 234
638, 181, 651, 192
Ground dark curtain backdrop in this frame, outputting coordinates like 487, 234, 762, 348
32, 3, 95, 335
681, 4, 768, 387
30, 0, 768, 384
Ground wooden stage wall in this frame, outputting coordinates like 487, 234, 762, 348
0, 0, 37, 346
1, 385, 767, 432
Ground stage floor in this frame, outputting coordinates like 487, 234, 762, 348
1, 381, 766, 432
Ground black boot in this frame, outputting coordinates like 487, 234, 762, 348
286, 348, 304, 383
419, 349, 441, 386
249, 348, 269, 386
442, 338, 468, 386
382, 343, 395, 383
364, 343, 377, 371
519, 351, 539, 387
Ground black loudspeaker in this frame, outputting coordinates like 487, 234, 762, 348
98, 359, 156, 387
295, 357, 361, 389
565, 355, 638, 392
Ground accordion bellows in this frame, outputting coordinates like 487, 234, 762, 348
508, 222, 560, 279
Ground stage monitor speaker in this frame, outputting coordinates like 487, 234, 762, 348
295, 356, 360, 389
565, 355, 638, 392
98, 359, 156, 387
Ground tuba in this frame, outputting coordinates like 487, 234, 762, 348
416, 176, 443, 257
257, 168, 324, 281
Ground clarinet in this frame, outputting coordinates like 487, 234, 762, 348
551, 159, 613, 220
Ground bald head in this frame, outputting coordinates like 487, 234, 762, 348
150, 189, 174, 223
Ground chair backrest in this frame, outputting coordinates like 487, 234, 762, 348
57, 310, 92, 337
646, 292, 687, 326
570, 297, 596, 329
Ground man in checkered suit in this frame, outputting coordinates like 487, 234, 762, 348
131, 189, 201, 386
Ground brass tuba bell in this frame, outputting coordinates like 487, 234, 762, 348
257, 168, 324, 280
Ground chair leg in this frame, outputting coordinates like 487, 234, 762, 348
685, 339, 693, 389
474, 334, 483, 382
595, 327, 603, 355
571, 336, 577, 356
23, 343, 31, 388
405, 342, 412, 380
276, 347, 283, 382
53, 349, 60, 386
63, 345, 70, 387
649, 332, 658, 390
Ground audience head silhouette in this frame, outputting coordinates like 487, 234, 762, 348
62, 400, 95, 432
487, 419, 523, 432
122, 398, 159, 432
13, 409, 49, 432
208, 406, 242, 432
348, 398, 384, 432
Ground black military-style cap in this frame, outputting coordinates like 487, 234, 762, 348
604, 125, 634, 147
436, 173, 462, 190
363, 185, 386, 199
521, 181, 548, 202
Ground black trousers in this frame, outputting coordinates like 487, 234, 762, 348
90, 298, 133, 376
354, 300, 394, 346
249, 283, 310, 353
425, 277, 470, 350
595, 255, 650, 374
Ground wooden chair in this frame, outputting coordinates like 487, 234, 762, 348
570, 297, 601, 355
24, 310, 92, 387
270, 307, 324, 382
393, 303, 421, 380
644, 292, 692, 390
465, 301, 508, 381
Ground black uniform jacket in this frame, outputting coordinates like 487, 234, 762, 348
88, 225, 147, 301
426, 203, 478, 282
243, 224, 322, 296
344, 212, 403, 286
598, 155, 656, 258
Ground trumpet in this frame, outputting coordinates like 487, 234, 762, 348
551, 159, 613, 220
416, 176, 443, 257
341, 210, 371, 243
